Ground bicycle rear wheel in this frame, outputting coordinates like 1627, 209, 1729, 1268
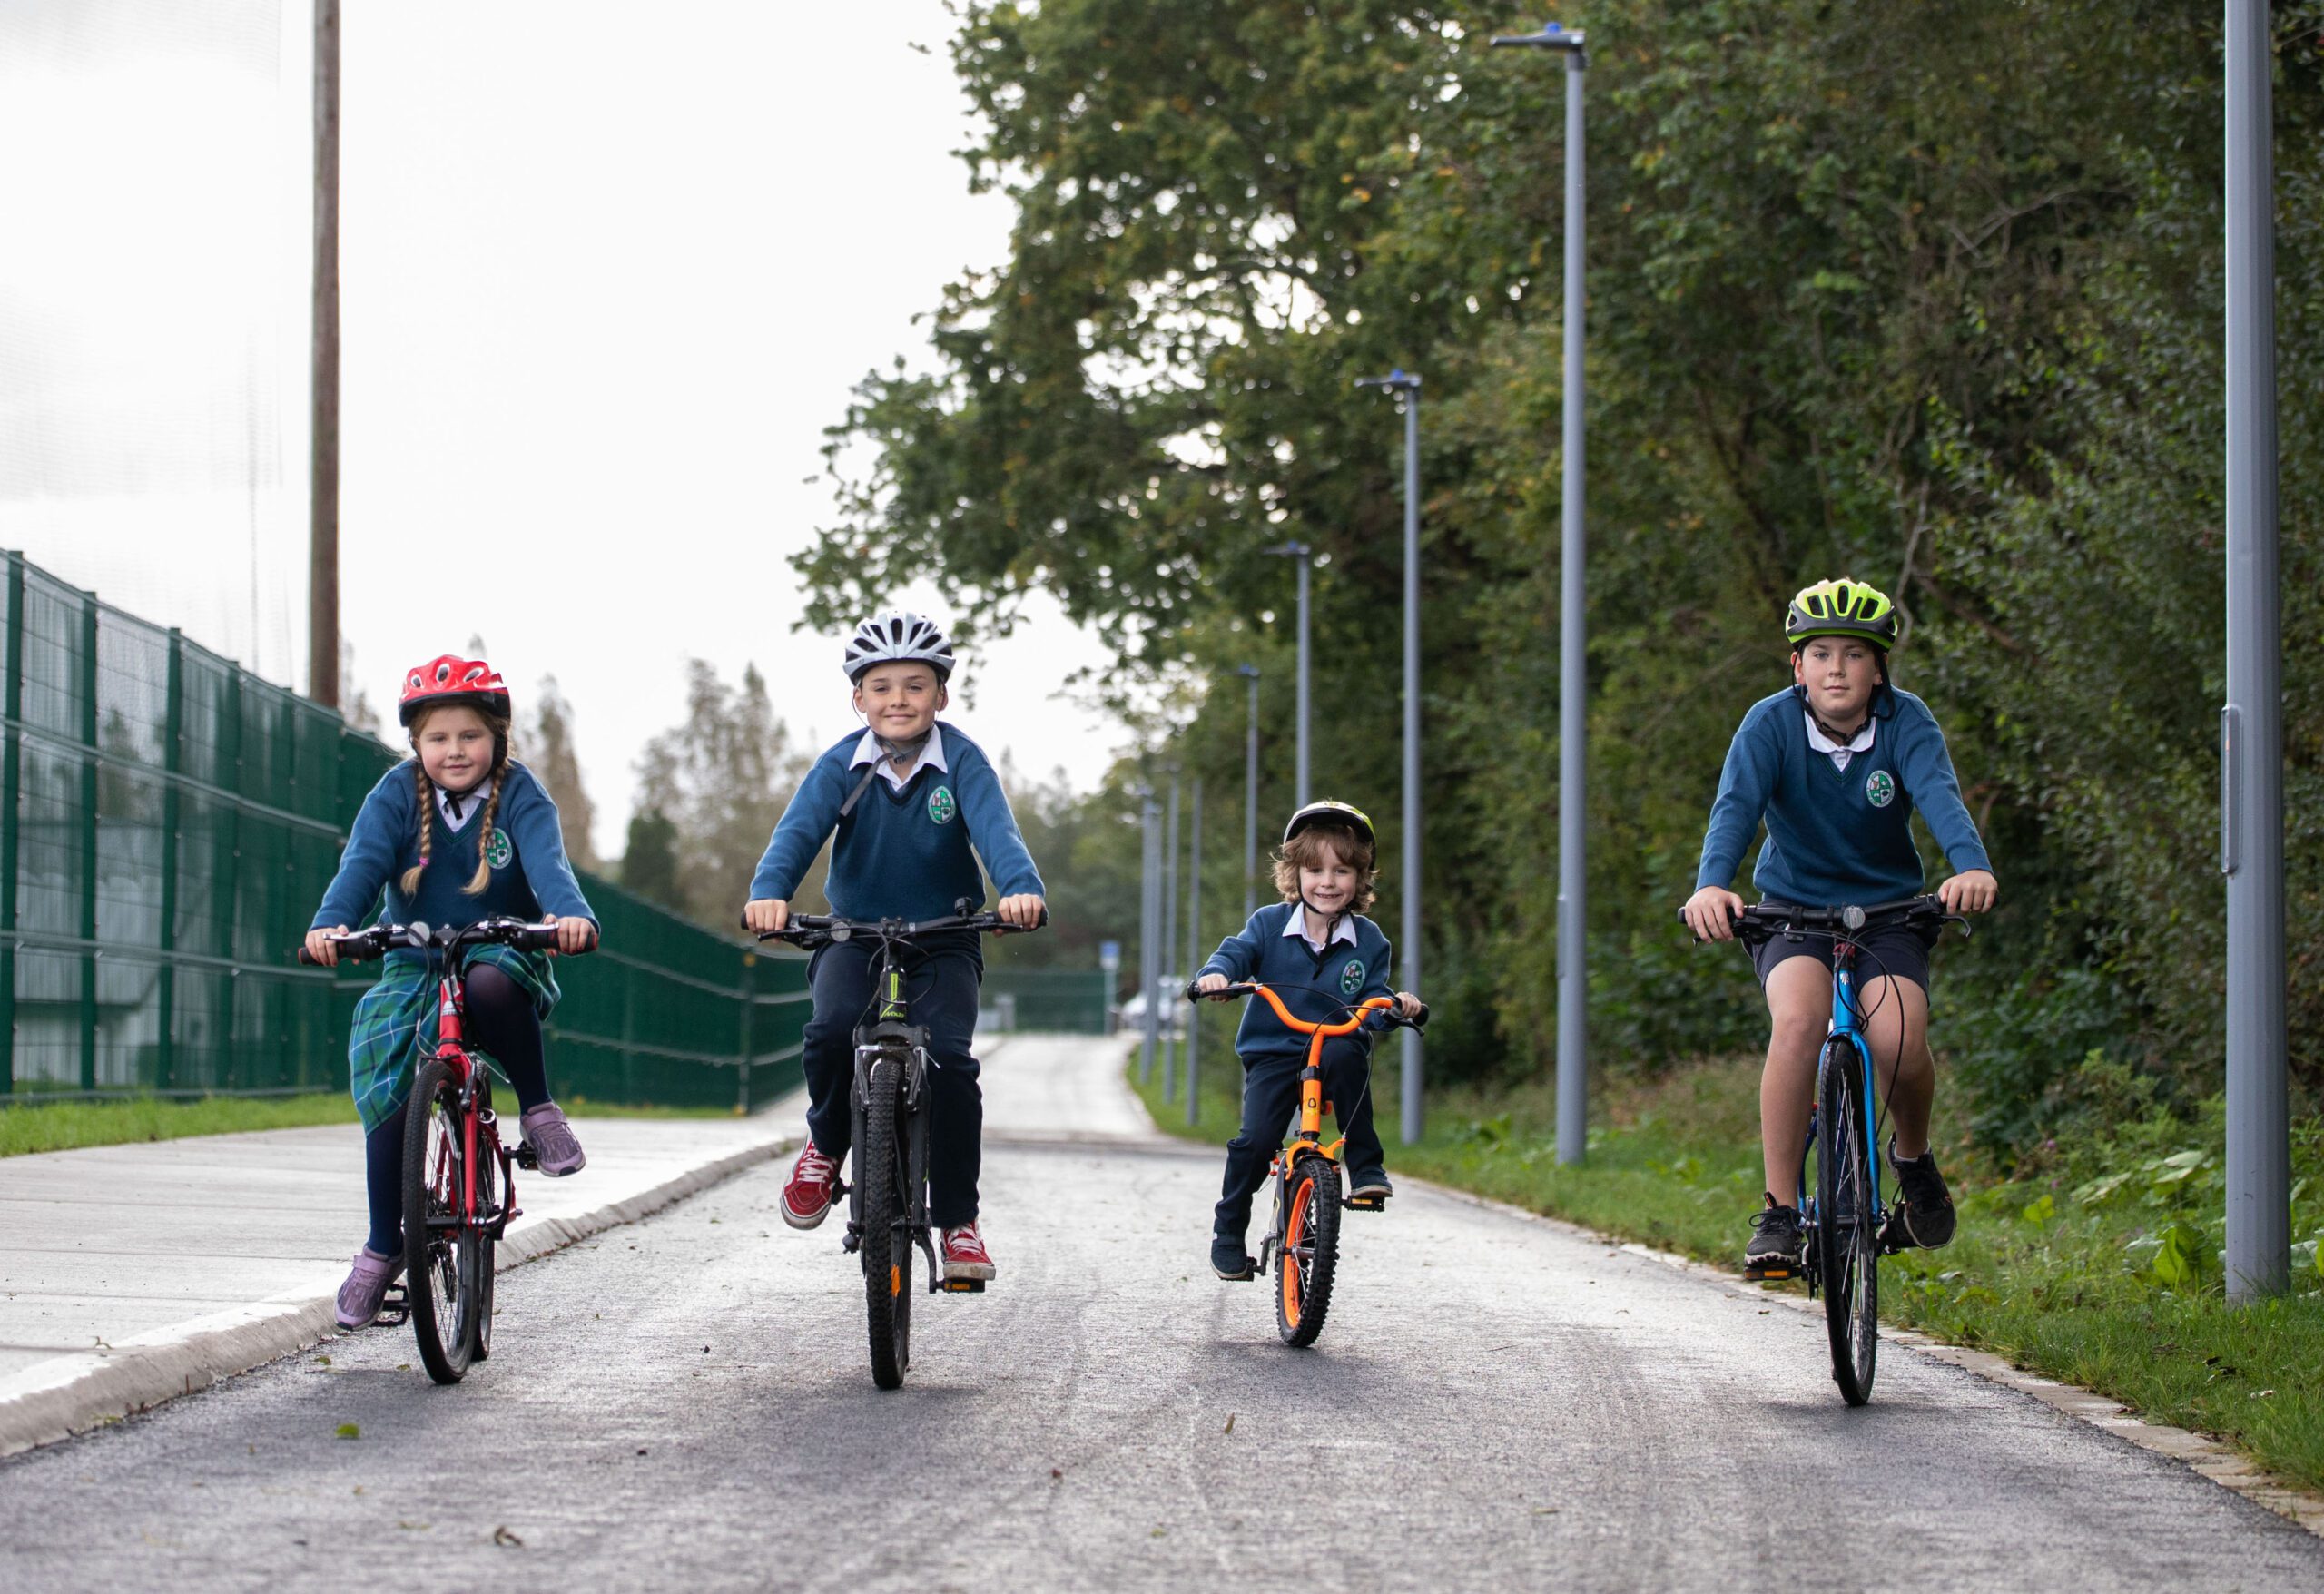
403, 1058, 477, 1384
1816, 1039, 1878, 1405
857, 1052, 912, 1391
1275, 1153, 1342, 1348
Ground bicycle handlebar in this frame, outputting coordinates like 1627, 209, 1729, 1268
1185, 979, 1429, 1035
296, 917, 576, 966
745, 898, 1048, 949
1677, 893, 1969, 946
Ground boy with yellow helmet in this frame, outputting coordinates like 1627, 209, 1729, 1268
1681, 578, 1997, 1279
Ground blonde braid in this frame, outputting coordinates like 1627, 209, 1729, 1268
463, 731, 512, 895
399, 760, 436, 897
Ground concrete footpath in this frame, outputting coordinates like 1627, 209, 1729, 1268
0, 1090, 805, 1456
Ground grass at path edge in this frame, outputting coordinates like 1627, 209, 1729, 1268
0, 1091, 757, 1156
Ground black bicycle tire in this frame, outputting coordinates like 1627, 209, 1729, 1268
1275, 1154, 1342, 1348
465, 1074, 498, 1364
859, 1052, 911, 1391
403, 1059, 473, 1384
1817, 1040, 1878, 1405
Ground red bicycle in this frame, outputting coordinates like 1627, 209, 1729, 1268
299, 917, 574, 1382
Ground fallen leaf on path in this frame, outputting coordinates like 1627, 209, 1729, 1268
493, 1526, 524, 1549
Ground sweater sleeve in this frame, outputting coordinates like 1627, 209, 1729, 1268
1696, 704, 1783, 891
1896, 703, 1994, 878
1356, 925, 1399, 1030
954, 743, 1045, 899
502, 765, 596, 924
750, 753, 848, 902
1198, 910, 1268, 983
311, 766, 410, 930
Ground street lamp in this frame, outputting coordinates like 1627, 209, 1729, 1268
1186, 776, 1205, 1127
1492, 18, 1590, 1166
1236, 664, 1261, 920
1137, 785, 1161, 1083
1163, 764, 1182, 1101
1357, 368, 1425, 1146
1263, 541, 1314, 805
2223, 0, 2287, 1301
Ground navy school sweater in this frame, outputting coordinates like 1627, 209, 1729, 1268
748, 722, 1044, 922
310, 760, 596, 935
1197, 902, 1399, 1063
1694, 685, 1992, 908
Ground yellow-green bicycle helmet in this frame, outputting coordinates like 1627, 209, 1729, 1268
1784, 576, 1899, 648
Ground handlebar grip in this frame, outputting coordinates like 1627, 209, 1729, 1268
512, 927, 564, 952
296, 947, 322, 967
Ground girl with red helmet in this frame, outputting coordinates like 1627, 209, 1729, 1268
304, 654, 601, 1331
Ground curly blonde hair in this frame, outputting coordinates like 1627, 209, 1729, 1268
1271, 821, 1379, 912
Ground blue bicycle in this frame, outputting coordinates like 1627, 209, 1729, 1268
1699, 894, 1966, 1405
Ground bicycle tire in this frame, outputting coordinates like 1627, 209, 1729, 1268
1817, 1039, 1878, 1405
465, 1075, 499, 1364
403, 1058, 475, 1384
1275, 1154, 1342, 1348
858, 1051, 911, 1391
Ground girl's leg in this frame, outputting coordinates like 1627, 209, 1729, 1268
1858, 975, 1934, 1157
364, 1103, 406, 1255
1760, 956, 1830, 1206
463, 964, 548, 1112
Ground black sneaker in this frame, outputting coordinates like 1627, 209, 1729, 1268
1744, 1195, 1804, 1281
1210, 1237, 1256, 1281
1345, 1169, 1392, 1208
1887, 1139, 1956, 1249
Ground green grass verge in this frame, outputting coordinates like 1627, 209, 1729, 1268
1128, 1038, 2324, 1496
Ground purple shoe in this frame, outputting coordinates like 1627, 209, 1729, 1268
521, 1103, 586, 1176
336, 1247, 402, 1330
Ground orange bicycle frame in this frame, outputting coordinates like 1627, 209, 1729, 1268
1237, 984, 1396, 1161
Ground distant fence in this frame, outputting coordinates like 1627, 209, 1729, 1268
0, 551, 808, 1109
980, 968, 1111, 1034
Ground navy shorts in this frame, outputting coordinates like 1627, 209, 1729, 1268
1748, 911, 1942, 994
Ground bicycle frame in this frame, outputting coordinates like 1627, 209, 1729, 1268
421, 948, 519, 1247
1801, 943, 1885, 1268
844, 943, 948, 1294
1245, 984, 1396, 1166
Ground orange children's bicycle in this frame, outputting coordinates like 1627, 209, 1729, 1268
1185, 979, 1427, 1347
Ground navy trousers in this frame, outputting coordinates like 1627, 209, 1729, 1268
800, 932, 985, 1228
1214, 1036, 1384, 1240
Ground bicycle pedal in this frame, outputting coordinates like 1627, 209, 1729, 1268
937, 1279, 985, 1294
375, 1282, 411, 1328
514, 1145, 540, 1171
1342, 1196, 1386, 1212
1743, 1263, 1797, 1283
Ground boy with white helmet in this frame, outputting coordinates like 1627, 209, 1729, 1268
743, 612, 1045, 1281
1682, 577, 1997, 1279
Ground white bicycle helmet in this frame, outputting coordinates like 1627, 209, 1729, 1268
842, 610, 956, 684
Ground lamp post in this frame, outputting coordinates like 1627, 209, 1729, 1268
1357, 368, 1425, 1146
1163, 765, 1182, 1101
1237, 664, 1261, 920
1492, 17, 1590, 1166
1186, 776, 1205, 1127
1137, 786, 1161, 1084
2223, 0, 2287, 1301
1264, 542, 1314, 805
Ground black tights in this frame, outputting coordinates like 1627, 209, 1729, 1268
361, 964, 550, 1255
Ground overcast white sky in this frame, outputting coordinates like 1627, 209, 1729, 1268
1, 0, 1125, 860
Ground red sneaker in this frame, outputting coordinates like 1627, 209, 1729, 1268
780, 1142, 840, 1230
940, 1222, 997, 1281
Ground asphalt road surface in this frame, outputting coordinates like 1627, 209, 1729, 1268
4, 1036, 2320, 1593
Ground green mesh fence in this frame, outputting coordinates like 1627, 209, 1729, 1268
0, 551, 807, 1109
979, 968, 1110, 1034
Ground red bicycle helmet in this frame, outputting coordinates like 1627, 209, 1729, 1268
398, 655, 511, 727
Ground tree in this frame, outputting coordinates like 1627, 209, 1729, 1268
527, 674, 601, 872
633, 660, 815, 929
619, 807, 684, 913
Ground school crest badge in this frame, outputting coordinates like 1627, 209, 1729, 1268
484, 827, 513, 868
1864, 770, 1896, 809
1339, 959, 1365, 997
928, 785, 958, 824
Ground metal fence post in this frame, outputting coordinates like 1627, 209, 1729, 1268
1162, 768, 1181, 1101
1187, 775, 1204, 1127
0, 554, 21, 1095
156, 630, 183, 1092
78, 593, 99, 1092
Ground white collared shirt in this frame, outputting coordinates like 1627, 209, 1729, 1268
435, 778, 496, 831
851, 723, 950, 794
1281, 906, 1360, 954
1804, 713, 1876, 772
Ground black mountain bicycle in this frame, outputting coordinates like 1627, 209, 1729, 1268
754, 900, 1040, 1390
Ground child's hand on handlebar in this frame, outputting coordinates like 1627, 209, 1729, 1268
743, 899, 789, 936
304, 925, 348, 968
543, 913, 599, 956
996, 893, 1046, 930
1195, 971, 1232, 998
1393, 990, 1423, 1019
1936, 870, 1998, 915
1682, 887, 1746, 943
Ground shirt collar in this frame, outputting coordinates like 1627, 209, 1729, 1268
1281, 907, 1359, 951
851, 723, 948, 792
435, 778, 495, 831
1803, 713, 1875, 756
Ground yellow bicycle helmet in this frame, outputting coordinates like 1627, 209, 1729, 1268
1784, 577, 1899, 648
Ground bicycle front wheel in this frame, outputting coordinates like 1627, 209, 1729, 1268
403, 1058, 477, 1384
1275, 1153, 1342, 1348
464, 1074, 500, 1365
1816, 1039, 1878, 1405
857, 1052, 912, 1391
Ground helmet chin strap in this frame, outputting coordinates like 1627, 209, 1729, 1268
1295, 891, 1349, 941
838, 727, 934, 818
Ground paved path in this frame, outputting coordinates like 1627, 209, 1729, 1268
2, 1035, 2320, 1592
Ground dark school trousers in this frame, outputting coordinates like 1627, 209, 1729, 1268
1215, 1036, 1384, 1240
800, 931, 985, 1228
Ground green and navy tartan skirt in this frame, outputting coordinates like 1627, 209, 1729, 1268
348, 945, 560, 1133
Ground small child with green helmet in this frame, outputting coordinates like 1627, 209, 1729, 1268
1680, 577, 1997, 1280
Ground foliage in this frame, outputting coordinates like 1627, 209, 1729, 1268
806, 1, 2324, 1143
528, 674, 601, 872
631, 661, 815, 930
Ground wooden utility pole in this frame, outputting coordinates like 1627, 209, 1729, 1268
309, 0, 341, 709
